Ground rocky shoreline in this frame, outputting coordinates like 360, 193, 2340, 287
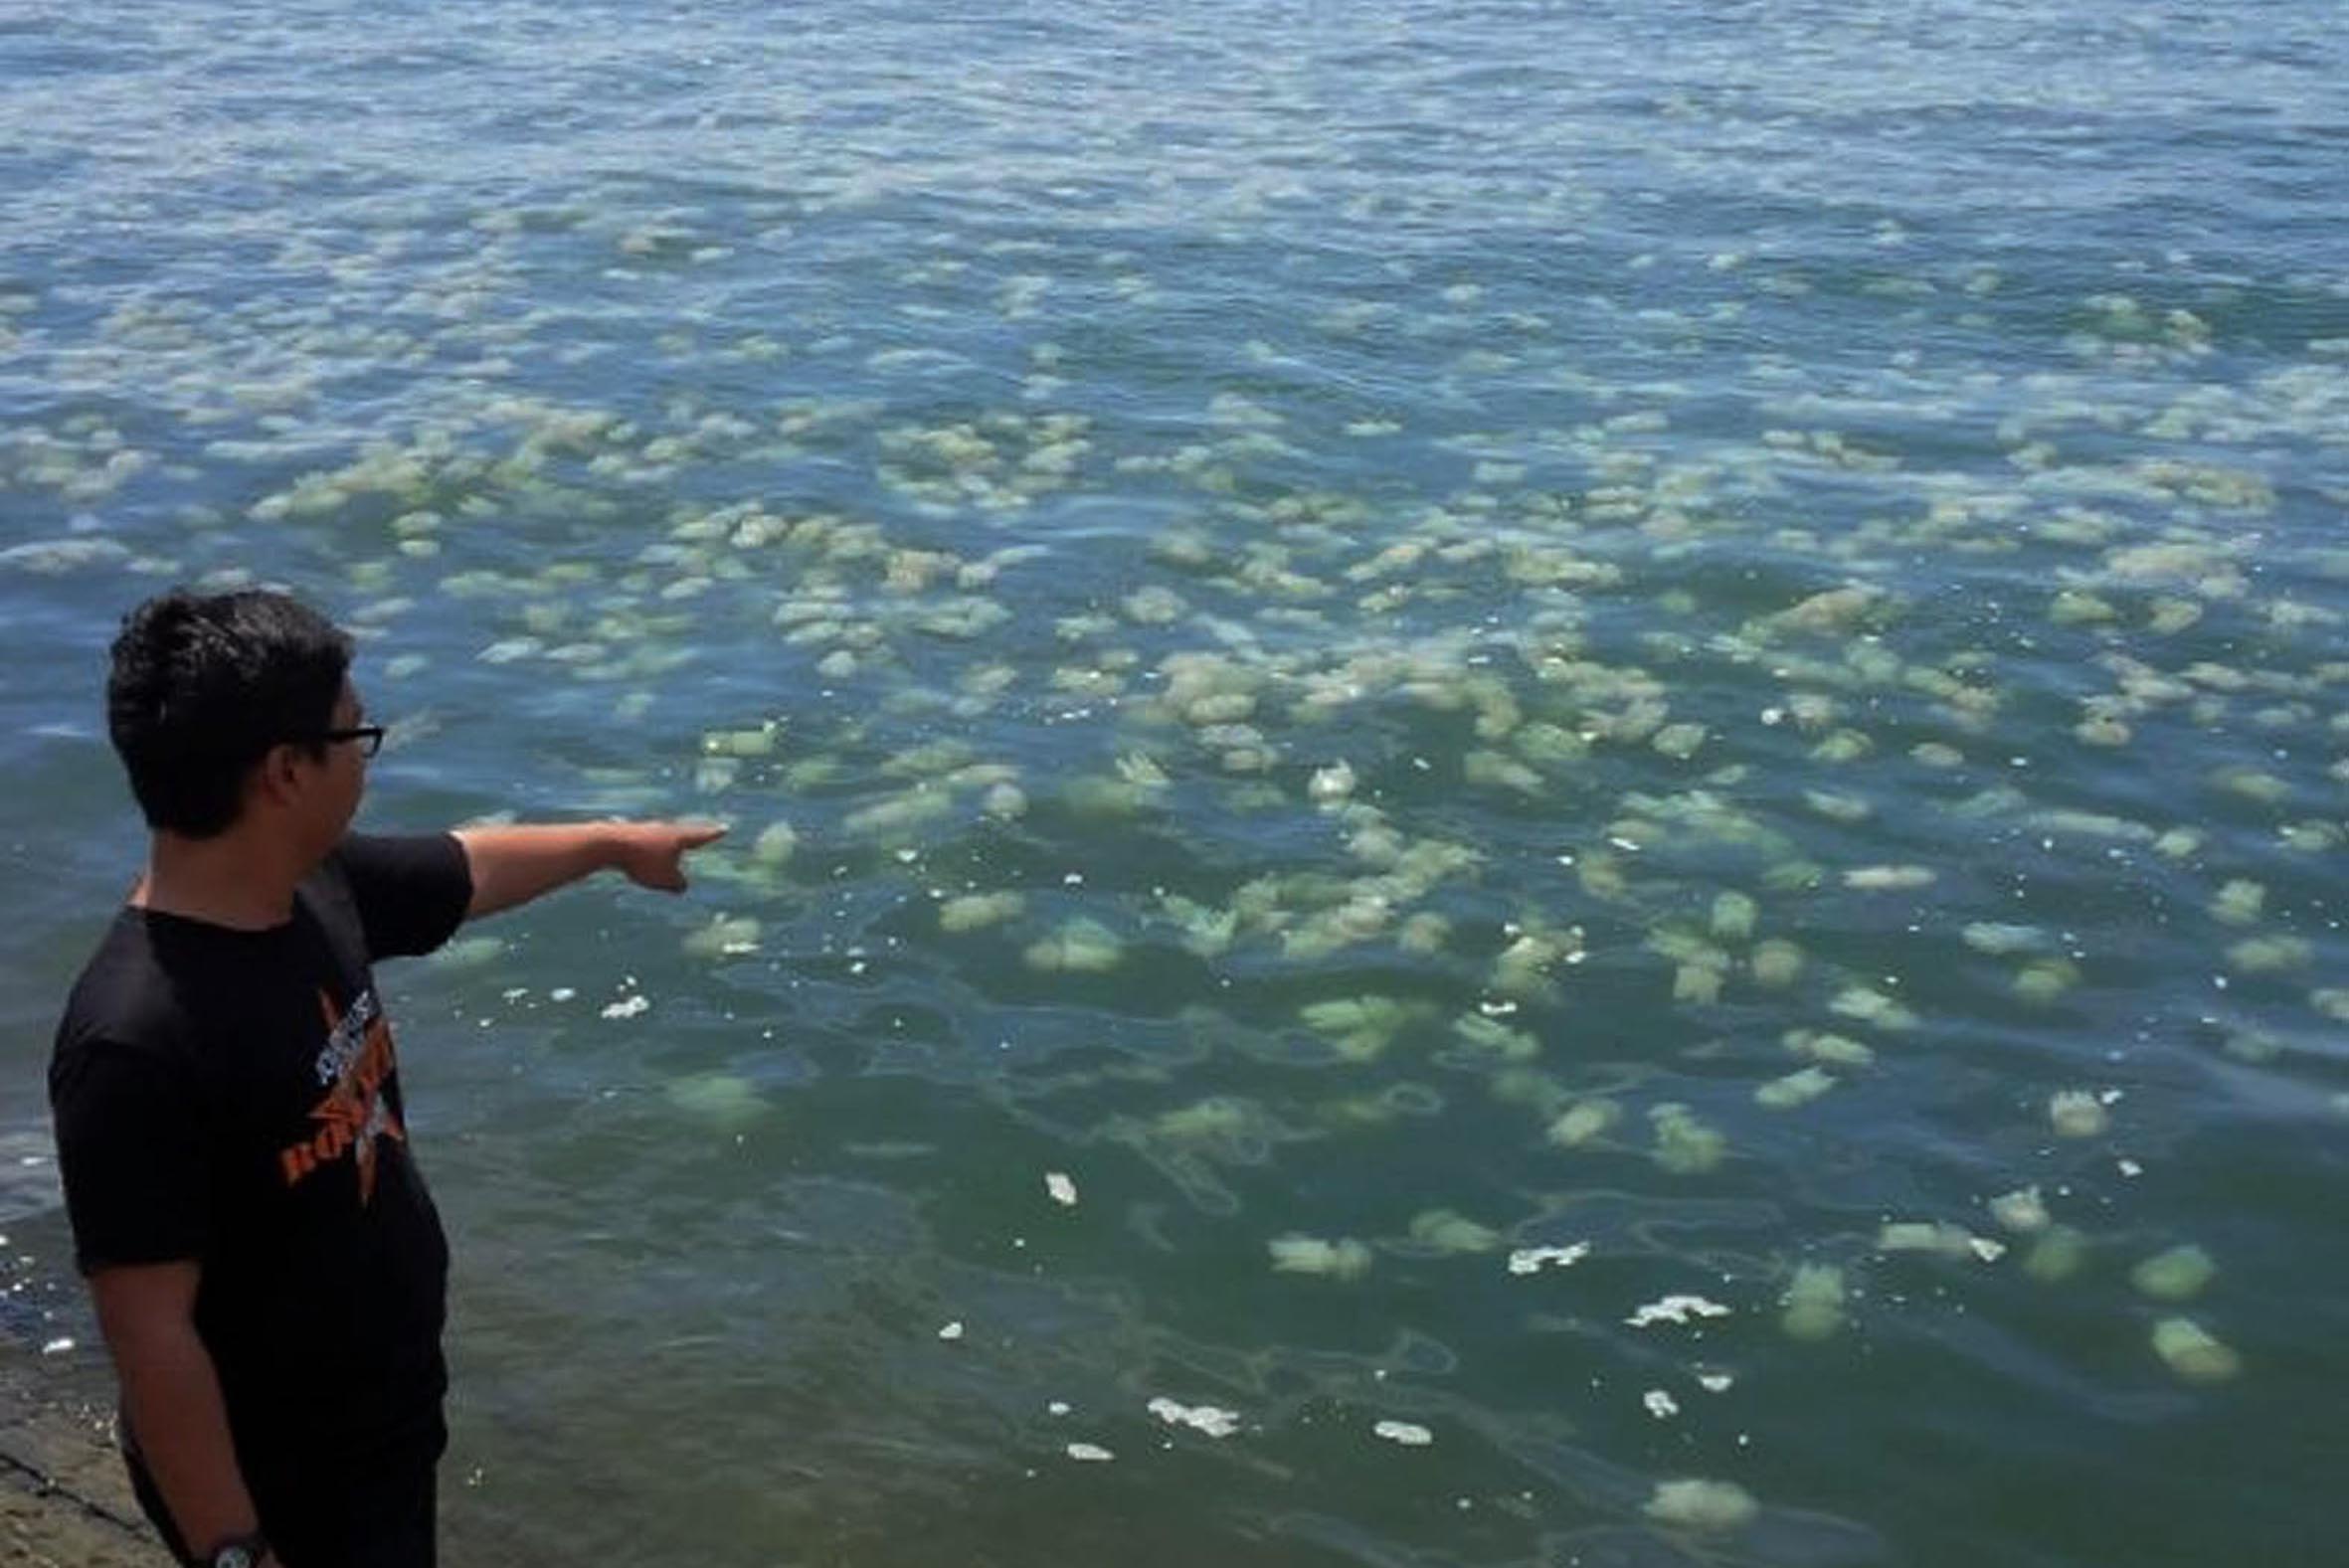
0, 1177, 159, 1566
0, 1333, 159, 1566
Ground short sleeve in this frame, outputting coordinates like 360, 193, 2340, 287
334, 832, 474, 960
51, 1039, 210, 1273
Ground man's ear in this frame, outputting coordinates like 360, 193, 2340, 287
250, 743, 304, 808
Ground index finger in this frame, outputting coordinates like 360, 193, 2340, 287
672, 821, 729, 849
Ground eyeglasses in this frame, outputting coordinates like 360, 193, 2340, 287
311, 725, 387, 759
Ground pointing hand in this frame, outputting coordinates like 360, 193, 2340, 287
612, 820, 728, 893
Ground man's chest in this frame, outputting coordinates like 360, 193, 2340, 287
185, 958, 418, 1212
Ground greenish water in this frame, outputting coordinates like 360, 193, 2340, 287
3, 2, 2346, 1564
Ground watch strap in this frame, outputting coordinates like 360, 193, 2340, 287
202, 1531, 270, 1568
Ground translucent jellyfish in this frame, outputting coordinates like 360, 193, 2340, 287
2050, 591, 2116, 626
751, 821, 798, 867
1750, 940, 1806, 988
1652, 723, 1708, 761
1464, 750, 1544, 794
1023, 920, 1125, 973
0, 537, 133, 575
1755, 1068, 1837, 1111
1493, 928, 1580, 1000
681, 915, 761, 958
1707, 892, 1758, 944
1507, 1242, 1590, 1275
1546, 1099, 1621, 1148
2022, 1226, 2088, 1283
2014, 958, 2080, 1004
1123, 585, 1186, 625
1763, 585, 1884, 636
2130, 1245, 2216, 1302
2227, 936, 2310, 973
1159, 895, 1238, 958
783, 756, 838, 790
2210, 880, 2265, 926
2280, 819, 2344, 853
690, 751, 737, 797
2075, 716, 2132, 748
1301, 996, 1416, 1062
1064, 776, 1153, 817
1309, 761, 1357, 804
1805, 788, 1873, 823
1398, 912, 1452, 955
1784, 1029, 1874, 1068
1650, 1104, 1727, 1174
1781, 1264, 1845, 1340
431, 935, 506, 969
1831, 986, 1917, 1030
1579, 853, 1631, 901
1514, 722, 1589, 767
1880, 1222, 1999, 1261
2213, 767, 2289, 804
1185, 692, 1257, 726
1153, 1098, 1255, 1148
1665, 959, 1720, 1006
1988, 1186, 2049, 1234
2151, 1317, 2241, 1383
470, 635, 541, 669
1645, 1479, 1756, 1532
1114, 752, 1172, 789
1147, 1398, 1240, 1438
1961, 923, 2046, 957
1625, 1295, 1730, 1328
2223, 1026, 2284, 1063
1268, 1234, 1373, 1280
940, 892, 1025, 932
664, 1072, 763, 1131
1371, 1420, 1433, 1447
1044, 1171, 1078, 1207
843, 788, 952, 838
707, 725, 779, 759
1280, 893, 1396, 961
1407, 1210, 1502, 1254
1843, 865, 1935, 891
1452, 1013, 1540, 1062
2048, 1090, 2110, 1137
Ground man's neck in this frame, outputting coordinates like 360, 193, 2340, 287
134, 829, 312, 931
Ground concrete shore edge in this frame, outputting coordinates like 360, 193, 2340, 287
0, 1335, 159, 1566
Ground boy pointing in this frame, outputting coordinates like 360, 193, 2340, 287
50, 589, 722, 1567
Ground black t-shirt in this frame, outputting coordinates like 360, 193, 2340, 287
50, 832, 474, 1470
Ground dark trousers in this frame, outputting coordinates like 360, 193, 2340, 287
124, 1431, 439, 1568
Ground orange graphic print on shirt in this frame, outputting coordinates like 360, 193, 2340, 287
278, 985, 406, 1201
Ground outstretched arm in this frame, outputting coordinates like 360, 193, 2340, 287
453, 820, 726, 919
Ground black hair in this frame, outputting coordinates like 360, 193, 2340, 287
106, 589, 353, 837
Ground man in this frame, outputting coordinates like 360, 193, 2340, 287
49, 589, 724, 1568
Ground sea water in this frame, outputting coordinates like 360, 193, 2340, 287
2, 2, 2345, 1564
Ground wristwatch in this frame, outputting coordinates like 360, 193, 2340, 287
204, 1533, 270, 1568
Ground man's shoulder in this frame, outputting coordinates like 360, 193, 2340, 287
316, 830, 471, 962
53, 913, 189, 1064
